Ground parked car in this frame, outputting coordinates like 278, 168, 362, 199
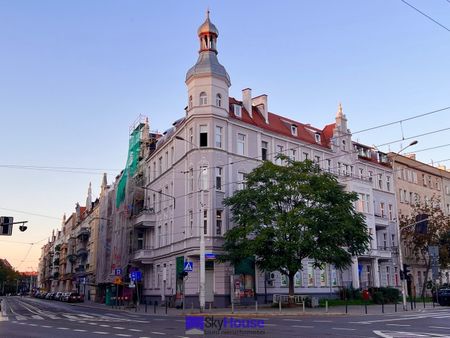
61, 292, 71, 302
438, 288, 450, 306
67, 292, 83, 303
54, 292, 63, 301
44, 292, 53, 300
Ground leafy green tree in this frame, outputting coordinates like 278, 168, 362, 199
400, 196, 450, 298
220, 157, 370, 298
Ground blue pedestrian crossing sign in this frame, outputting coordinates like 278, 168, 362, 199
184, 261, 193, 272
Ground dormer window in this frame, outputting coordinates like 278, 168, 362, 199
216, 94, 222, 107
315, 133, 321, 143
233, 104, 242, 118
200, 92, 207, 105
291, 125, 298, 136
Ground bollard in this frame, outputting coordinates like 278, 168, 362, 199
165, 300, 168, 315
365, 302, 368, 315
145, 300, 148, 313
154, 302, 157, 314
231, 301, 234, 314
414, 298, 416, 309
345, 299, 348, 314
302, 301, 305, 313
410, 298, 413, 310
255, 301, 258, 313
382, 302, 384, 314
325, 300, 328, 313
395, 302, 397, 312
279, 299, 282, 313
209, 303, 212, 311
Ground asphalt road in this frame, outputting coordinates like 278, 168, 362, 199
1, 296, 450, 337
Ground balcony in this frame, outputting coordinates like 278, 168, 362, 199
77, 228, 90, 241
130, 247, 154, 264
76, 248, 88, 258
132, 209, 156, 228
374, 214, 389, 229
370, 246, 392, 259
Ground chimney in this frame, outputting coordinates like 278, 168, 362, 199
405, 153, 416, 160
242, 88, 252, 118
252, 94, 268, 124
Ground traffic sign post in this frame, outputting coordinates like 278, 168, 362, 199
184, 261, 193, 272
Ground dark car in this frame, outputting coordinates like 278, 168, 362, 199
67, 292, 83, 303
438, 288, 450, 306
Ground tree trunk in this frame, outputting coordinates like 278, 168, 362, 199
288, 272, 295, 302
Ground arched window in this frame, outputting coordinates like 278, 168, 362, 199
189, 95, 193, 109
200, 92, 207, 105
216, 94, 222, 107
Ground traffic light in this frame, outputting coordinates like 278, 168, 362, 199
178, 271, 188, 279
0, 216, 13, 236
403, 264, 411, 281
415, 214, 428, 234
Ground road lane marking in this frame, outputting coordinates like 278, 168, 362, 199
292, 325, 314, 328
313, 320, 332, 323
332, 328, 356, 331
41, 325, 53, 328
93, 332, 108, 335
151, 332, 167, 335
113, 326, 126, 330
154, 318, 166, 321
430, 326, 450, 330
386, 324, 411, 327
15, 315, 26, 320
79, 314, 95, 318
115, 334, 131, 337
31, 315, 44, 320
129, 329, 143, 332
29, 323, 38, 326
283, 319, 303, 322
264, 323, 277, 326
100, 324, 110, 327
74, 329, 87, 332
57, 327, 69, 330
88, 322, 98, 325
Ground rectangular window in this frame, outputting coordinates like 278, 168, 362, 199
216, 210, 222, 235
215, 167, 223, 191
158, 157, 162, 175
359, 168, 364, 179
234, 104, 242, 118
170, 146, 174, 166
326, 159, 331, 172
294, 271, 302, 287
203, 210, 208, 235
261, 141, 268, 161
378, 174, 383, 189
200, 166, 208, 190
291, 149, 297, 161
158, 190, 162, 211
165, 151, 169, 170
237, 172, 246, 190
215, 126, 223, 148
164, 223, 168, 246
337, 162, 341, 175
307, 263, 314, 287
388, 204, 393, 221
399, 189, 404, 203
199, 125, 208, 147
189, 127, 194, 149
422, 174, 426, 186
189, 168, 194, 192
291, 125, 298, 136
158, 225, 162, 247
189, 210, 193, 237
386, 176, 391, 191
368, 171, 373, 182
276, 145, 284, 165
303, 152, 309, 161
314, 155, 320, 164
380, 202, 385, 218
237, 133, 246, 155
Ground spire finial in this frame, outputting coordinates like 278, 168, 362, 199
336, 102, 344, 118
206, 8, 210, 20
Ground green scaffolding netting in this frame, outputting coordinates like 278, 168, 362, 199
116, 126, 142, 208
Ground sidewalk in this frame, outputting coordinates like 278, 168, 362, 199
74, 299, 440, 318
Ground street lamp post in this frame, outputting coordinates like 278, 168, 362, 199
175, 135, 206, 312
391, 140, 418, 311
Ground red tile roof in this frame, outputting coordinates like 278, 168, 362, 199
229, 97, 333, 149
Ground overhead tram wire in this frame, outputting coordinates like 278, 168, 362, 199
400, 0, 450, 32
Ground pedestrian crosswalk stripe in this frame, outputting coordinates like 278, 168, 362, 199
31, 315, 44, 320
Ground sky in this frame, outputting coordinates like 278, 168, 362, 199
0, 0, 449, 271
